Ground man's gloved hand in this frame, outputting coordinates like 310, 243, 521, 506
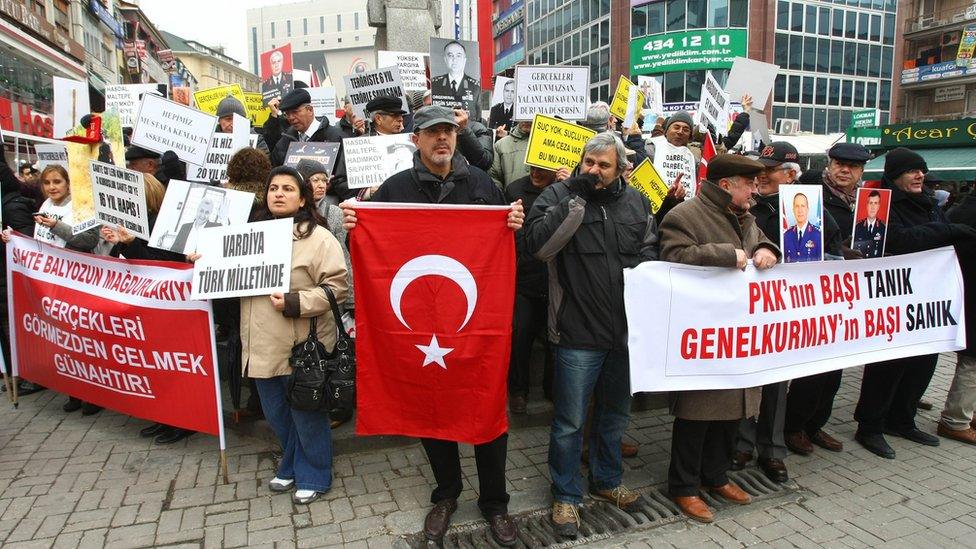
155, 150, 185, 185
567, 173, 599, 201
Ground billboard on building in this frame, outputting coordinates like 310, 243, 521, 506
630, 29, 747, 75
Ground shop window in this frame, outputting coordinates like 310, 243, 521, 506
776, 1, 789, 30
667, 0, 686, 31
709, 0, 729, 27
802, 76, 814, 104
791, 2, 803, 31
805, 5, 817, 33
775, 33, 788, 67
828, 78, 840, 106
789, 35, 802, 70
788, 75, 801, 103
729, 0, 747, 27
803, 37, 816, 71
815, 77, 827, 105
687, 0, 706, 29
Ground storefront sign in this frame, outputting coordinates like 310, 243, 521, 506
957, 24, 976, 67
845, 127, 882, 149
0, 97, 53, 138
88, 0, 124, 39
631, 29, 747, 75
123, 41, 140, 76
493, 1, 523, 37
850, 108, 879, 129
934, 85, 966, 103
901, 59, 976, 84
880, 118, 976, 148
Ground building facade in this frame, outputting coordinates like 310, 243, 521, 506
492, 0, 526, 75
162, 31, 259, 93
897, 0, 976, 122
70, 0, 124, 105
116, 0, 169, 85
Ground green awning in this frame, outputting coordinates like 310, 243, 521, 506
863, 147, 976, 181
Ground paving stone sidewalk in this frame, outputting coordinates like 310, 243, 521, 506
1, 353, 975, 548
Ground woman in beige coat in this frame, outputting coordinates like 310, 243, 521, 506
240, 166, 348, 505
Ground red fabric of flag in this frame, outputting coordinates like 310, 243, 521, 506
350, 203, 515, 444
697, 131, 717, 192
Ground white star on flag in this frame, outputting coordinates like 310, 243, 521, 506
415, 334, 454, 369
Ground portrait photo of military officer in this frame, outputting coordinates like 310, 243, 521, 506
429, 37, 481, 113
260, 45, 294, 106
852, 188, 891, 258
781, 185, 825, 263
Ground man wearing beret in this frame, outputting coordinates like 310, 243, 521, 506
854, 147, 976, 459
659, 153, 780, 524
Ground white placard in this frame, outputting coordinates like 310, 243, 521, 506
307, 87, 338, 123
149, 179, 255, 255
343, 134, 417, 189
131, 94, 216, 167
344, 66, 409, 120
53, 77, 90, 139
188, 114, 251, 183
650, 135, 697, 197
625, 247, 966, 392
88, 160, 151, 240
623, 84, 639, 130
191, 218, 293, 300
106, 84, 166, 128
377, 51, 428, 92
723, 57, 780, 111
513, 66, 590, 121
637, 76, 663, 116
34, 144, 68, 169
698, 71, 731, 136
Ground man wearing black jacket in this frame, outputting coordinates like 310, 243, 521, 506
270, 89, 331, 168
0, 155, 36, 395
854, 148, 976, 459
340, 105, 523, 547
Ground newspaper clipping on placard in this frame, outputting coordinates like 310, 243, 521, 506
89, 160, 151, 240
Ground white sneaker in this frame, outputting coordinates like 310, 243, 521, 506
293, 489, 322, 504
268, 477, 294, 492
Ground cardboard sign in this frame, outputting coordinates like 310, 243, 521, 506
724, 57, 780, 111
343, 134, 417, 189
429, 37, 481, 113
34, 144, 68, 169
698, 71, 731, 135
187, 114, 251, 183
513, 66, 589, 121
523, 114, 597, 171
260, 44, 294, 106
284, 142, 340, 173
65, 142, 100, 233
149, 179, 255, 255
89, 160, 151, 240
377, 51, 428, 92
244, 92, 272, 127
193, 84, 248, 117
851, 188, 892, 259
191, 218, 293, 300
53, 77, 90, 139
780, 185, 825, 264
610, 76, 645, 122
106, 84, 168, 128
307, 87, 338, 123
344, 66, 410, 121
649, 135, 696, 197
638, 76, 663, 116
131, 94, 216, 167
628, 158, 669, 213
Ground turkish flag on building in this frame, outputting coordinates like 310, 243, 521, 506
350, 203, 515, 444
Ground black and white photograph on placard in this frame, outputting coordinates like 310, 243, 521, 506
488, 77, 515, 129
428, 37, 481, 114
149, 179, 255, 255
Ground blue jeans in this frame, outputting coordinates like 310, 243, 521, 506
549, 346, 632, 504
255, 376, 333, 492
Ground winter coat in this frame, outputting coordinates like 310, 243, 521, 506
242, 223, 349, 378
525, 175, 658, 350
456, 118, 494, 172
371, 152, 505, 206
505, 175, 550, 298
948, 194, 976, 356
489, 124, 530, 188
882, 177, 976, 256
811, 170, 857, 240
317, 198, 354, 308
659, 179, 781, 420
270, 117, 331, 167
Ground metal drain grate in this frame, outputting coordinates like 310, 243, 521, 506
399, 469, 792, 548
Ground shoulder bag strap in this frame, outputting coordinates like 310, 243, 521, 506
319, 284, 351, 350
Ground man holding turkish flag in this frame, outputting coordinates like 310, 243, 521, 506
342, 105, 524, 547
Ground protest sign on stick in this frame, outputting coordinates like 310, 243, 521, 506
523, 114, 597, 171
284, 142, 340, 172
307, 87, 338, 123
724, 57, 779, 111
260, 44, 294, 106
192, 218, 293, 300
628, 159, 670, 213
187, 114, 251, 184
34, 144, 68, 169
106, 84, 168, 128
609, 76, 645, 122
377, 51, 428, 92
193, 84, 248, 117
131, 94, 216, 167
429, 37, 481, 113
698, 71, 730, 135
344, 134, 417, 189
89, 160, 151, 240
244, 93, 272, 127
625, 247, 966, 392
851, 188, 892, 259
65, 142, 100, 234
780, 185, 825, 264
344, 67, 409, 120
53, 77, 90, 139
149, 180, 255, 255
513, 66, 589, 121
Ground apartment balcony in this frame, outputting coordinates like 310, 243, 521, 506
904, 4, 976, 37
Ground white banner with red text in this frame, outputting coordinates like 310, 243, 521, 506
625, 247, 966, 392
5, 234, 225, 443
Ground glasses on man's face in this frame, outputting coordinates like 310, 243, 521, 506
419, 126, 457, 137
284, 105, 311, 118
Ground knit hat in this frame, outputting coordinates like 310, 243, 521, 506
295, 158, 328, 181
216, 96, 247, 119
665, 111, 693, 132
883, 147, 927, 180
581, 105, 610, 132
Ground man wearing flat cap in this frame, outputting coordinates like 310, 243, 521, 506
340, 105, 524, 548
270, 88, 331, 168
815, 142, 873, 241
364, 95, 407, 136
659, 153, 780, 524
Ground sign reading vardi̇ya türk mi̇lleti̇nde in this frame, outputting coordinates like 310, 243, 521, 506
630, 29, 748, 75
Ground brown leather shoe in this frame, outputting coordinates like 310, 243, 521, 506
708, 482, 752, 505
672, 496, 713, 523
810, 430, 844, 452
730, 451, 752, 471
509, 394, 527, 415
621, 441, 638, 458
758, 458, 788, 483
784, 431, 814, 455
487, 514, 517, 547
938, 423, 976, 445
423, 498, 458, 542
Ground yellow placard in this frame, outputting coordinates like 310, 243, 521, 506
609, 76, 645, 122
523, 114, 597, 171
628, 158, 669, 213
192, 84, 248, 117
245, 92, 272, 127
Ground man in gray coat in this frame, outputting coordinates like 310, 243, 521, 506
658, 154, 780, 524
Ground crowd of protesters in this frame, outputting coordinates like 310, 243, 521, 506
1, 75, 975, 548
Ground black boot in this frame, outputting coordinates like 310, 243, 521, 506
156, 428, 193, 444
63, 397, 82, 412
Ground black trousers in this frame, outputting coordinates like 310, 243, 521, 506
784, 370, 843, 435
508, 293, 553, 397
668, 418, 739, 497
421, 432, 510, 517
854, 354, 938, 435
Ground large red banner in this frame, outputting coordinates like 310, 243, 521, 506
6, 234, 223, 438
350, 203, 515, 445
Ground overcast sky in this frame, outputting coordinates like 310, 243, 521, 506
139, 0, 283, 72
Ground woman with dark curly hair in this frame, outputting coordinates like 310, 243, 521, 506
227, 147, 272, 209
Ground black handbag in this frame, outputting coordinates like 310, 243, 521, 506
285, 285, 356, 414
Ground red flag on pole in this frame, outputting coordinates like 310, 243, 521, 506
349, 203, 515, 444
697, 131, 716, 194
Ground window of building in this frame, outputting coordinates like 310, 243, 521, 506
841, 80, 853, 106
883, 13, 894, 45
633, 5, 647, 37
355, 12, 360, 30
790, 2, 803, 32
881, 47, 892, 78
709, 0, 728, 27
828, 109, 840, 133
686, 70, 704, 101
869, 14, 881, 42
775, 33, 788, 67
828, 78, 840, 106
788, 75, 800, 103
665, 71, 683, 102
801, 76, 813, 103
814, 107, 827, 134
271, 21, 275, 38
801, 107, 813, 131
832, 9, 843, 37
600, 19, 608, 46
775, 74, 786, 102
879, 81, 890, 110
815, 77, 827, 105
777, 0, 789, 30
729, 0, 747, 27
687, 0, 706, 28
666, 0, 685, 31
320, 16, 324, 33
857, 13, 868, 40
803, 36, 816, 71
647, 1, 665, 34
856, 43, 868, 76
303, 18, 307, 35
287, 20, 291, 37
817, 38, 829, 72
844, 11, 855, 39
818, 7, 830, 36
869, 44, 881, 77
805, 5, 817, 33
843, 41, 856, 75
788, 35, 802, 70
854, 80, 865, 107
337, 14, 342, 32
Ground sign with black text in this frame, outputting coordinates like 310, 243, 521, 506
191, 218, 293, 300
89, 161, 151, 240
131, 94, 215, 167
513, 66, 589, 121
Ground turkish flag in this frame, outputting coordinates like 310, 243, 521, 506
350, 203, 515, 444
697, 131, 716, 194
